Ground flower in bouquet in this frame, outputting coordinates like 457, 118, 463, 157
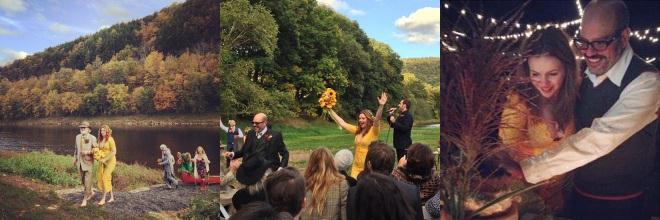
319, 88, 337, 109
92, 147, 106, 161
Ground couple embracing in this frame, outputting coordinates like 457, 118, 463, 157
501, 1, 659, 219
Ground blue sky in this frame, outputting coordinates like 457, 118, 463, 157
318, 0, 440, 58
1, 0, 439, 66
0, 0, 183, 66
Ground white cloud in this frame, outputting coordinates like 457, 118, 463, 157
317, 0, 348, 10
48, 22, 71, 33
0, 16, 21, 29
33, 13, 46, 22
318, 0, 365, 16
0, 49, 29, 66
0, 26, 11, 35
0, 0, 26, 14
395, 7, 440, 44
349, 9, 365, 16
102, 2, 132, 24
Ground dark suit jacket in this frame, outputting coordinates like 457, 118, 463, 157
346, 175, 423, 220
234, 128, 289, 170
389, 110, 413, 150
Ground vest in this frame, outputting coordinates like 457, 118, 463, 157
574, 55, 658, 196
227, 127, 239, 151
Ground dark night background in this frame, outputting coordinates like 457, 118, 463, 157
441, 0, 660, 69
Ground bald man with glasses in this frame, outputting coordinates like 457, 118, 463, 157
223, 113, 289, 171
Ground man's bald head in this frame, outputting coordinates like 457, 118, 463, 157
583, 0, 629, 34
578, 0, 630, 76
252, 113, 268, 133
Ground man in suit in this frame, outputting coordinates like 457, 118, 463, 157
388, 99, 414, 160
73, 121, 97, 207
224, 113, 289, 171
347, 141, 423, 220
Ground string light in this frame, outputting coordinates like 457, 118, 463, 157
576, 0, 584, 18
441, 1, 659, 57
442, 41, 457, 52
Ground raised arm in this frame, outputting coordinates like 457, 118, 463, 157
329, 109, 354, 131
219, 116, 229, 132
373, 92, 387, 124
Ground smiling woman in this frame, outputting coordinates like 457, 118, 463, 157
498, 26, 580, 214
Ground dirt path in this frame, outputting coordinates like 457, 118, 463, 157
59, 183, 234, 217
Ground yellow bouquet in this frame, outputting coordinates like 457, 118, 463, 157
319, 88, 337, 109
92, 147, 106, 161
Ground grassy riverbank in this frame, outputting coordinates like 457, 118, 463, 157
0, 181, 111, 219
0, 114, 220, 128
0, 150, 161, 191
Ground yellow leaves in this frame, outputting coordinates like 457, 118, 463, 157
318, 88, 337, 109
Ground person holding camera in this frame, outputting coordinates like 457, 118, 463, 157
387, 99, 413, 160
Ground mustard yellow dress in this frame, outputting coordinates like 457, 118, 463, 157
97, 137, 117, 193
499, 92, 574, 211
344, 124, 380, 178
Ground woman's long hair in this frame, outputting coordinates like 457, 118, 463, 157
518, 27, 580, 129
355, 109, 375, 136
304, 148, 345, 216
97, 124, 112, 143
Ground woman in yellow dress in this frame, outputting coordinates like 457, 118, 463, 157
96, 124, 117, 205
499, 27, 580, 213
329, 92, 387, 177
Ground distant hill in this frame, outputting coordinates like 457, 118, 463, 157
0, 0, 219, 81
402, 57, 440, 86
0, 0, 220, 120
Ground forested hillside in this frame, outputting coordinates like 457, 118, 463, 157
0, 0, 220, 120
220, 0, 438, 120
402, 57, 440, 85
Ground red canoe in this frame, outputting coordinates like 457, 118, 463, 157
180, 172, 222, 184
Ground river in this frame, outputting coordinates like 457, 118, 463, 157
0, 125, 224, 174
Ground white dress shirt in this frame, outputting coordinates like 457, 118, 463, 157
521, 46, 660, 184
257, 127, 268, 139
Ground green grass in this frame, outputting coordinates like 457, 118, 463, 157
271, 120, 439, 152
0, 150, 162, 191
0, 181, 109, 219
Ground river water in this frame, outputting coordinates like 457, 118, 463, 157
0, 125, 223, 174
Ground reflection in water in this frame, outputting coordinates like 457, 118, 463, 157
0, 126, 222, 174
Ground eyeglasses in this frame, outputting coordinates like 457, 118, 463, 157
79, 127, 88, 130
573, 28, 623, 51
252, 121, 264, 125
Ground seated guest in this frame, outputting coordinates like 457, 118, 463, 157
354, 172, 416, 220
302, 148, 348, 220
347, 141, 423, 220
264, 167, 306, 219
391, 143, 441, 203
178, 153, 194, 174
229, 201, 294, 220
232, 154, 272, 210
220, 159, 241, 188
334, 149, 357, 187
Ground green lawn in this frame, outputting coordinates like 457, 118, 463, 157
271, 120, 439, 152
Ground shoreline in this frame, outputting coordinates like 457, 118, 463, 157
0, 114, 221, 128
